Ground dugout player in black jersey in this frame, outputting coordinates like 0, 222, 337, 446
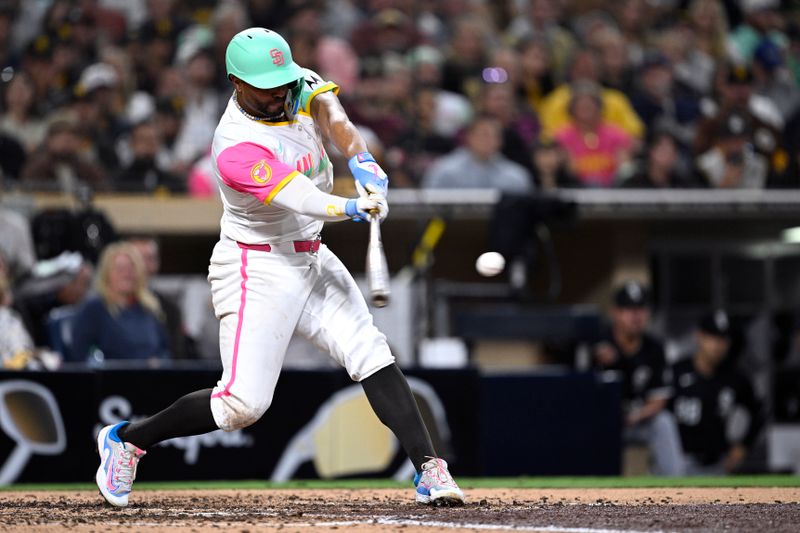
590, 281, 684, 475
670, 310, 763, 474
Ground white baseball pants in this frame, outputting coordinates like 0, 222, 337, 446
207, 235, 394, 431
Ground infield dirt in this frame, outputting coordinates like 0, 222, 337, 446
0, 487, 798, 532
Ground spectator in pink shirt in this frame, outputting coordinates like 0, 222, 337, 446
553, 81, 635, 187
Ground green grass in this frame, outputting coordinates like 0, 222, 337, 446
3, 475, 798, 492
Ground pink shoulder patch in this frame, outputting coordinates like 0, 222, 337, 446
216, 142, 298, 204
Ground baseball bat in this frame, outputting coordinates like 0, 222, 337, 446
366, 213, 390, 307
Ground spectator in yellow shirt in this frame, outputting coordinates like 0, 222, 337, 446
539, 47, 644, 141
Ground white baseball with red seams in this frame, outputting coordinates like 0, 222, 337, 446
207, 69, 394, 432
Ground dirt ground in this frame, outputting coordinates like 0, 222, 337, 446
0, 487, 798, 532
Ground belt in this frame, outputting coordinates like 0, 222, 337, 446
237, 238, 321, 254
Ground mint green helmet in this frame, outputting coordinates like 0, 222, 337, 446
226, 28, 303, 89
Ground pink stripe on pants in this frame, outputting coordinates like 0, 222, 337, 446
211, 246, 249, 399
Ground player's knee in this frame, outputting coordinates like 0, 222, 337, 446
214, 396, 272, 431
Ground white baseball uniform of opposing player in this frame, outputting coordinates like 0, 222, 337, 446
208, 69, 393, 431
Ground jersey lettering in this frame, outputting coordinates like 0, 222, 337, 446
718, 387, 735, 417
296, 152, 313, 176
632, 366, 651, 393
675, 396, 702, 426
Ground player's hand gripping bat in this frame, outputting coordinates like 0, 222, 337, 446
366, 213, 390, 307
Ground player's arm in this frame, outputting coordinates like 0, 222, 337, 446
627, 397, 668, 426
272, 175, 387, 222
628, 349, 672, 425
311, 91, 388, 196
723, 374, 764, 473
216, 141, 386, 222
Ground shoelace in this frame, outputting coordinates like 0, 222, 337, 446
114, 447, 140, 491
421, 457, 455, 486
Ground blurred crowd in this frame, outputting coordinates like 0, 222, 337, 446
0, 0, 799, 195
3, 0, 800, 365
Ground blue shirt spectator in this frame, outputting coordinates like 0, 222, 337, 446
69, 242, 170, 363
71, 295, 169, 362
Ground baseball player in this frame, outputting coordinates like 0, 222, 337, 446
95, 28, 464, 507
589, 281, 684, 475
670, 311, 763, 474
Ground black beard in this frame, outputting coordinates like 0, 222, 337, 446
262, 107, 287, 121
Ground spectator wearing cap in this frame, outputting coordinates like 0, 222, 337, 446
20, 34, 63, 117
584, 281, 684, 476
695, 110, 769, 188
669, 311, 764, 475
629, 51, 702, 149
694, 63, 786, 180
68, 62, 129, 172
552, 81, 635, 188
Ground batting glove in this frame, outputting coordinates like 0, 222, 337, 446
348, 152, 388, 197
345, 194, 388, 223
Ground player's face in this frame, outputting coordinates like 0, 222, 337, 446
611, 306, 649, 336
237, 78, 293, 118
696, 331, 730, 366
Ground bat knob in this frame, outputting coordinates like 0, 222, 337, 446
371, 293, 389, 308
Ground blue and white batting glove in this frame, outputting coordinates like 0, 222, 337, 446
348, 152, 388, 197
345, 194, 388, 223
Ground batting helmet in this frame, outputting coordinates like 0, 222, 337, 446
226, 28, 304, 114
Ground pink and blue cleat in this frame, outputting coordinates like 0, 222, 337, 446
414, 457, 465, 506
95, 422, 145, 507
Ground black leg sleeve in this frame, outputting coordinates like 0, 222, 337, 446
360, 363, 436, 471
117, 388, 218, 449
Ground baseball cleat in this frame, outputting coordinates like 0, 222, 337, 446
95, 422, 145, 507
414, 457, 465, 506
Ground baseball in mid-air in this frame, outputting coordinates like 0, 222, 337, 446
475, 251, 506, 277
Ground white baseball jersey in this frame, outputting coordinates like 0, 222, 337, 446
211, 68, 338, 244
206, 68, 394, 431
